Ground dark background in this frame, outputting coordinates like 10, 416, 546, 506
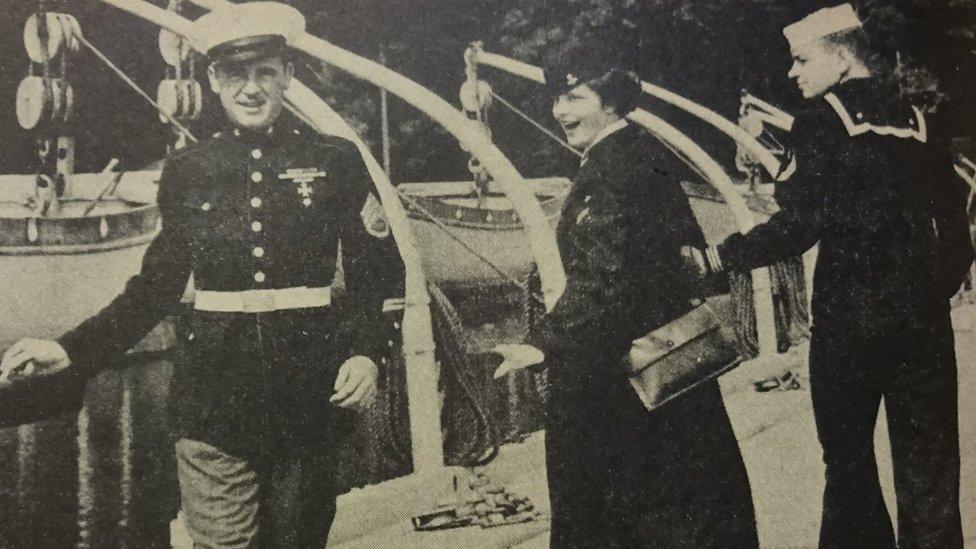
1, 0, 974, 180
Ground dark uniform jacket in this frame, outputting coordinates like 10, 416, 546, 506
57, 120, 402, 459
528, 123, 757, 547
721, 78, 974, 329
527, 123, 705, 382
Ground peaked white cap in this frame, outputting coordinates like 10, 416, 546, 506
190, 2, 306, 58
783, 4, 862, 50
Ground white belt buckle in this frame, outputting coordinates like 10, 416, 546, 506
242, 292, 275, 313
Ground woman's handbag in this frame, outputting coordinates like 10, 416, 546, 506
625, 293, 744, 411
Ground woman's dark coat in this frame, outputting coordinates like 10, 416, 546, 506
528, 124, 758, 548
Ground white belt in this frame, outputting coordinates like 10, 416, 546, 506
194, 287, 332, 313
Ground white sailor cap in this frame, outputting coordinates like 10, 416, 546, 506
190, 1, 305, 64
783, 4, 862, 50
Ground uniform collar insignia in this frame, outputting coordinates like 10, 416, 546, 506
580, 119, 629, 165
233, 126, 274, 137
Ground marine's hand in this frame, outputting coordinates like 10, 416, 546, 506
492, 344, 544, 379
0, 339, 71, 387
330, 356, 378, 411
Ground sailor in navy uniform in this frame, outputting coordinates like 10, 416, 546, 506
496, 52, 757, 548
716, 5, 973, 548
0, 4, 403, 547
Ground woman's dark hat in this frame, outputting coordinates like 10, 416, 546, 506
542, 42, 637, 98
542, 54, 613, 98
541, 43, 641, 114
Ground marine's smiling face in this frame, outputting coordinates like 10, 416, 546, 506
209, 56, 293, 131
788, 39, 848, 99
551, 83, 619, 150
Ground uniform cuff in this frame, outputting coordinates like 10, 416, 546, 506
57, 330, 96, 374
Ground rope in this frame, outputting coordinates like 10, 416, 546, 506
428, 283, 500, 466
76, 34, 198, 143
488, 90, 582, 158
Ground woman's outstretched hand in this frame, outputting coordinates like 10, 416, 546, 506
492, 344, 545, 379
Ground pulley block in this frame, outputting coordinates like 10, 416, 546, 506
15, 76, 50, 130
23, 12, 82, 64
23, 13, 64, 64
156, 79, 181, 123
157, 78, 203, 122
459, 79, 493, 114
158, 29, 192, 67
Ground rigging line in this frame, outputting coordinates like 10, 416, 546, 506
298, 61, 544, 302
488, 90, 582, 158
646, 129, 714, 186
76, 34, 198, 143
394, 186, 546, 305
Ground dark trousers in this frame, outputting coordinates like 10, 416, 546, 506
546, 375, 757, 548
809, 317, 962, 549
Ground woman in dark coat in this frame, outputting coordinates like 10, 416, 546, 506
495, 55, 758, 548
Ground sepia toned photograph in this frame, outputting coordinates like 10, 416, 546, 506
0, 0, 974, 547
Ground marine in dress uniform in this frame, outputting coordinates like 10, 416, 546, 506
1, 4, 403, 547
717, 5, 974, 548
498, 55, 758, 548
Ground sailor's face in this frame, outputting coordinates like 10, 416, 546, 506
551, 84, 618, 150
209, 56, 293, 131
788, 39, 847, 99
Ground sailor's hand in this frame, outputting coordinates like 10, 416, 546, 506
681, 246, 709, 276
0, 339, 71, 387
330, 356, 378, 411
492, 344, 544, 379
705, 246, 724, 273
680, 245, 724, 275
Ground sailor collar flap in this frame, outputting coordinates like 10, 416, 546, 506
822, 80, 927, 143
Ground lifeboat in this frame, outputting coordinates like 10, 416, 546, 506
0, 168, 162, 427
0, 171, 159, 345
399, 178, 568, 286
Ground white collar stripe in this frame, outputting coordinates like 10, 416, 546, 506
823, 93, 927, 143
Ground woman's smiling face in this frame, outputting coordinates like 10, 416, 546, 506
551, 83, 619, 150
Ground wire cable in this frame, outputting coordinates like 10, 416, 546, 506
77, 34, 198, 143
488, 90, 582, 158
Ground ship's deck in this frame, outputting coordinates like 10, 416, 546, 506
170, 302, 976, 548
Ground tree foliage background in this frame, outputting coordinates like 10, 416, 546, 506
0, 0, 973, 179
